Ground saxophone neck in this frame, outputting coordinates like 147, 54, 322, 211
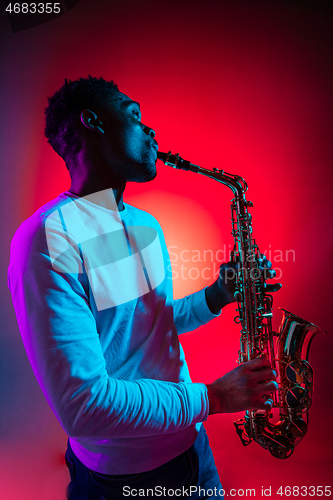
197, 166, 248, 200
157, 151, 248, 199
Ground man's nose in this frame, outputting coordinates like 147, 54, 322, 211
142, 125, 156, 138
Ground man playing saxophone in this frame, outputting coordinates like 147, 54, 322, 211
8, 76, 280, 499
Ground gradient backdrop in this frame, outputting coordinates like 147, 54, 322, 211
1, 1, 332, 498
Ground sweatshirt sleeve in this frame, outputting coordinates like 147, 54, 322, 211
7, 215, 209, 440
173, 288, 220, 335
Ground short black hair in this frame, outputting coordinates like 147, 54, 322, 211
44, 76, 119, 163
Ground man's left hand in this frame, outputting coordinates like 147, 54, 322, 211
205, 255, 282, 315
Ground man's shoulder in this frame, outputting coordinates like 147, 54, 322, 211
124, 203, 162, 228
10, 193, 72, 249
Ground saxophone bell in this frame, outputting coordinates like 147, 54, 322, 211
235, 308, 326, 459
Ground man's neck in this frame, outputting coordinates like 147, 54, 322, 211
68, 180, 126, 212
66, 152, 126, 211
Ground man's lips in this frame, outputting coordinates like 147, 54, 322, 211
149, 140, 158, 152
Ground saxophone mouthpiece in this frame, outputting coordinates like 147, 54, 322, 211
157, 151, 200, 173
157, 152, 167, 162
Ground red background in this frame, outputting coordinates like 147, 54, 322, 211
1, 1, 332, 498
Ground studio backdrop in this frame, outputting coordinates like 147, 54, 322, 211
1, 1, 332, 499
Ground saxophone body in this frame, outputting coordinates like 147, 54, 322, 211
157, 151, 326, 459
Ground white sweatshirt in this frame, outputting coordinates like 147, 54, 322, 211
8, 190, 216, 474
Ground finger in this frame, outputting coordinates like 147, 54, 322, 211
259, 254, 272, 268
263, 398, 274, 411
260, 267, 276, 279
261, 258, 272, 269
265, 283, 282, 293
250, 395, 274, 411
257, 380, 279, 393
266, 268, 276, 279
255, 368, 278, 384
245, 356, 272, 371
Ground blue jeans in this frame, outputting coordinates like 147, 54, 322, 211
65, 426, 223, 499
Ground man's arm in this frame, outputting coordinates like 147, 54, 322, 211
8, 221, 209, 439
173, 262, 240, 331
173, 287, 220, 335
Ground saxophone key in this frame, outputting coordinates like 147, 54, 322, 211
288, 418, 307, 438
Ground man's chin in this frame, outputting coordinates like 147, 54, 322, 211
129, 165, 157, 183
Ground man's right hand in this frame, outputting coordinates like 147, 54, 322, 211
206, 357, 278, 414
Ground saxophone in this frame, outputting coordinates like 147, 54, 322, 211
157, 151, 326, 459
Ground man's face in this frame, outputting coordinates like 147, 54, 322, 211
97, 92, 158, 183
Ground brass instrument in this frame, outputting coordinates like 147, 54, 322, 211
157, 151, 326, 459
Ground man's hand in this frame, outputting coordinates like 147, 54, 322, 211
206, 357, 278, 414
216, 261, 241, 305
205, 255, 282, 314
259, 254, 282, 293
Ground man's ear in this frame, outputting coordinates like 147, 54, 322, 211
80, 110, 105, 134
